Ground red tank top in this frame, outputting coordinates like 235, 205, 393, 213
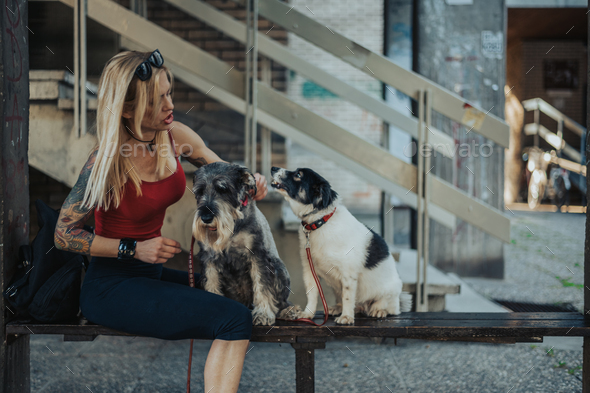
94, 131, 187, 241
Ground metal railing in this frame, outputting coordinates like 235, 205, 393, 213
522, 97, 587, 192
231, 0, 510, 147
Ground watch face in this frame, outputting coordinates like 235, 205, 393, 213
119, 239, 136, 260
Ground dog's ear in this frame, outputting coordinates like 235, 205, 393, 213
312, 181, 338, 210
238, 166, 257, 196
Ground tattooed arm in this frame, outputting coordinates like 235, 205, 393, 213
54, 147, 120, 257
168, 121, 225, 168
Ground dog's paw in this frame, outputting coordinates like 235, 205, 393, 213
368, 309, 389, 318
328, 304, 342, 316
252, 307, 276, 326
335, 314, 355, 325
299, 309, 315, 320
277, 305, 302, 320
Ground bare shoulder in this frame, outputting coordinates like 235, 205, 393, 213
168, 120, 208, 155
169, 120, 193, 140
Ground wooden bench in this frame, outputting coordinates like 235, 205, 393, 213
6, 311, 590, 392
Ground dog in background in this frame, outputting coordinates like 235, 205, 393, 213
270, 166, 412, 325
191, 162, 299, 325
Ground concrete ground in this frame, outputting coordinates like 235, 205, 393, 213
30, 210, 586, 392
31, 334, 582, 393
463, 210, 585, 313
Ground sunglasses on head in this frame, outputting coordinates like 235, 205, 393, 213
134, 49, 164, 81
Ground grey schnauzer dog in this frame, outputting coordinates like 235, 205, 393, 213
191, 162, 300, 325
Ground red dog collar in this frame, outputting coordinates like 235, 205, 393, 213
301, 207, 336, 231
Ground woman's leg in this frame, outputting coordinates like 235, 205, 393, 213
204, 339, 249, 393
81, 273, 252, 393
161, 267, 255, 392
160, 267, 251, 392
82, 276, 252, 340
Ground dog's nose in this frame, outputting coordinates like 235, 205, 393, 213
271, 166, 280, 175
201, 211, 214, 224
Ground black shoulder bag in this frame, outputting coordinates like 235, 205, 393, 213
3, 199, 91, 323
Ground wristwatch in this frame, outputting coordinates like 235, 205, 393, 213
118, 238, 137, 261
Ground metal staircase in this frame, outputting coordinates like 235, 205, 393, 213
31, 0, 511, 311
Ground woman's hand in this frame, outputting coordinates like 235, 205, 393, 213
135, 236, 182, 264
250, 173, 268, 201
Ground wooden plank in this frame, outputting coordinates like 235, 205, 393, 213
63, 334, 97, 342
585, 337, 590, 393
5, 335, 30, 393
292, 345, 315, 393
7, 313, 590, 342
584, 7, 590, 392
421, 336, 543, 344
1, 1, 30, 391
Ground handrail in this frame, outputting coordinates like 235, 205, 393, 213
522, 98, 585, 137
230, 0, 510, 148
163, 0, 456, 158
523, 123, 582, 163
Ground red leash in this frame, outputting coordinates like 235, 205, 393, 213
185, 231, 329, 391
277, 231, 329, 326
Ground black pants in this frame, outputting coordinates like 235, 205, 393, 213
80, 256, 252, 341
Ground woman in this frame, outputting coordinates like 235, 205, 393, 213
54, 49, 267, 392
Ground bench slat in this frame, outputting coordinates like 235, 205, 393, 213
6, 312, 589, 341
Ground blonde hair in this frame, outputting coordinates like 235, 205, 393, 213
81, 50, 176, 211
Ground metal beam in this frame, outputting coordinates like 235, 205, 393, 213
231, 0, 510, 148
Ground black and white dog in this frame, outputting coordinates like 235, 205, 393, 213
191, 162, 299, 325
270, 166, 412, 325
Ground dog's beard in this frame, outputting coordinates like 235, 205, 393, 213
192, 203, 239, 253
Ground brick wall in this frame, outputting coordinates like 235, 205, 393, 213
285, 0, 385, 214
